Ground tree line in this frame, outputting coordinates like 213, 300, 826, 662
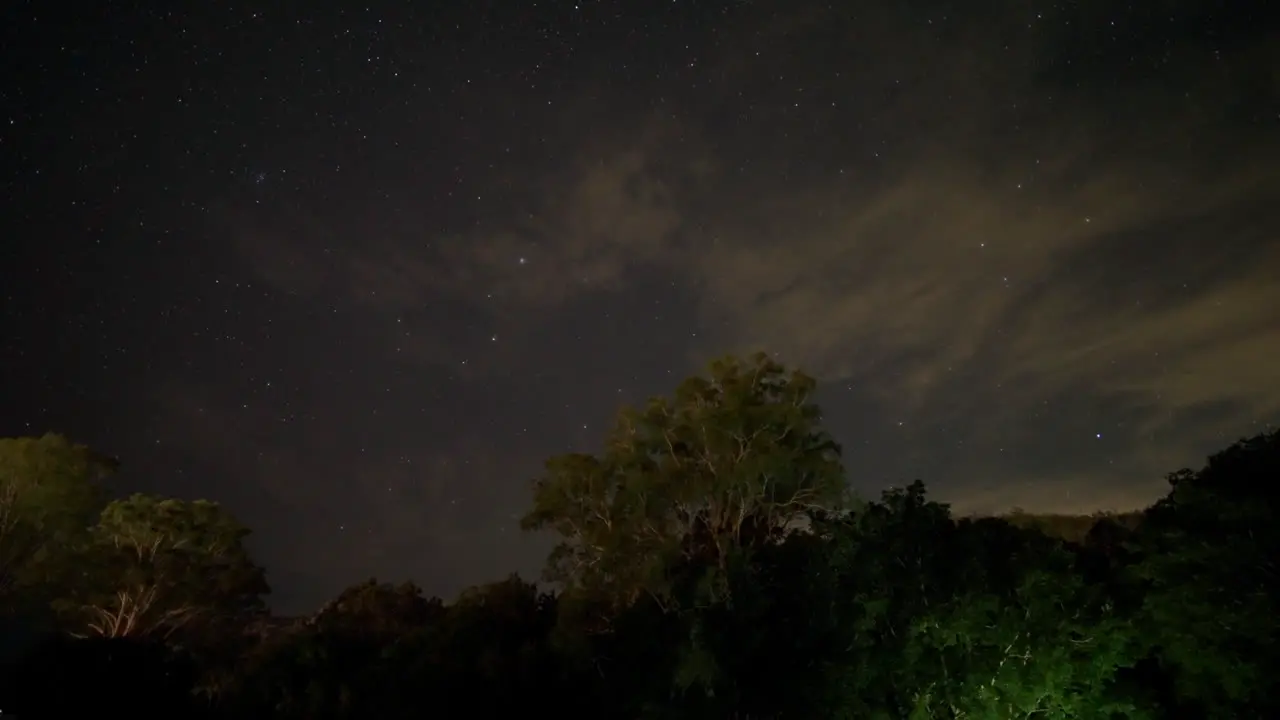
1, 353, 1276, 718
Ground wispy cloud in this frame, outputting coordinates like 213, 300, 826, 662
221, 1, 1279, 515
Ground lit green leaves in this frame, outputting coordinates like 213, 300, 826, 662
0, 434, 114, 608
523, 352, 845, 608
908, 530, 1145, 719
61, 494, 268, 639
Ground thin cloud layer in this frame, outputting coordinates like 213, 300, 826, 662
674, 9, 1278, 511
233, 114, 698, 312
226, 1, 1278, 516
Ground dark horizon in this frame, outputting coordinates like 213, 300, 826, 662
4, 0, 1277, 613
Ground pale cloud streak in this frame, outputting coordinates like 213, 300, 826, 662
224, 2, 1278, 516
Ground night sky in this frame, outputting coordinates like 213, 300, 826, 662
3, 1, 1277, 613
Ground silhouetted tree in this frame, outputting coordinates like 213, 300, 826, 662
2, 635, 204, 716
6, 387, 1280, 720
1125, 430, 1280, 718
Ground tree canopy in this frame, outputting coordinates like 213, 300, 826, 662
2, 355, 1278, 719
522, 352, 845, 610
0, 433, 115, 612
57, 494, 268, 640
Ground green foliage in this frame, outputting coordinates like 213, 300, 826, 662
0, 433, 115, 610
1123, 430, 1280, 717
4, 386, 1280, 720
57, 494, 268, 640
523, 352, 845, 610
907, 524, 1146, 719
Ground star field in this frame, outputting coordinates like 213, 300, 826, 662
3, 0, 1278, 612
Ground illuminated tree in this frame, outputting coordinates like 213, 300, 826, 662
522, 352, 845, 610
60, 494, 268, 639
0, 434, 114, 609
907, 524, 1145, 719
